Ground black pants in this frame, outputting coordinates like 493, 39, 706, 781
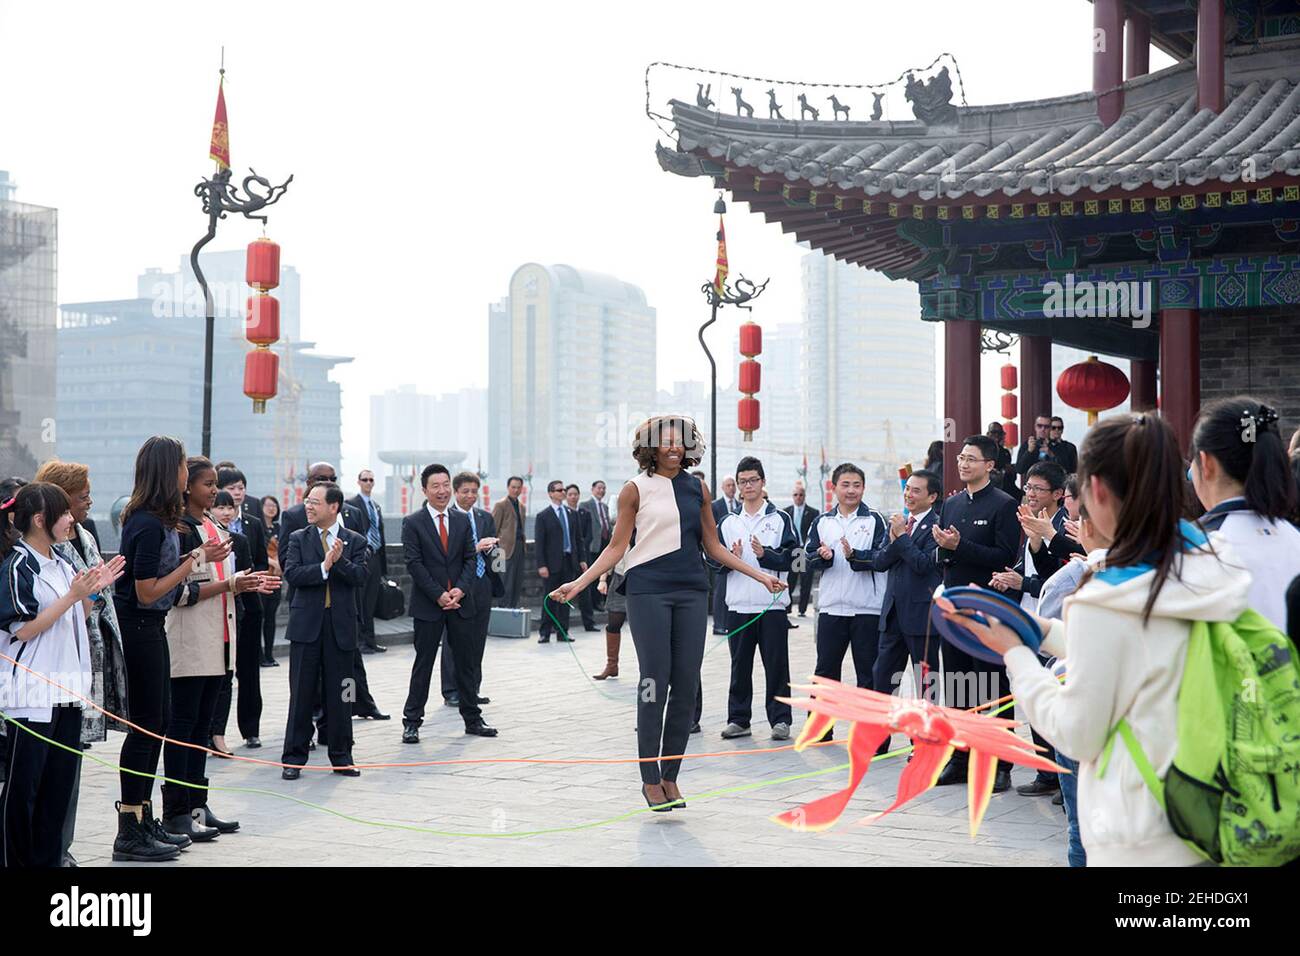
625, 590, 707, 785
786, 569, 814, 615
117, 613, 171, 806
814, 613, 881, 689
711, 570, 729, 633
213, 614, 263, 740
441, 596, 491, 699
726, 610, 792, 727
162, 674, 222, 818
538, 554, 579, 638
1, 705, 82, 868
350, 643, 379, 716
502, 545, 524, 607
261, 590, 281, 661
357, 550, 383, 649
405, 613, 483, 728
578, 577, 597, 628
941, 644, 1013, 771
282, 620, 354, 768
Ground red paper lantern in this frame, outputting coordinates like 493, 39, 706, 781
738, 396, 760, 439
1003, 421, 1019, 447
1000, 364, 1018, 391
245, 294, 280, 346
1000, 393, 1018, 421
738, 359, 761, 394
246, 238, 281, 292
243, 349, 279, 413
739, 321, 762, 357
1057, 355, 1130, 425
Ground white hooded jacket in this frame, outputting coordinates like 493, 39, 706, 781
1005, 524, 1251, 867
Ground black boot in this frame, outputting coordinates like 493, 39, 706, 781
142, 799, 191, 850
192, 777, 239, 833
111, 803, 181, 862
160, 785, 219, 842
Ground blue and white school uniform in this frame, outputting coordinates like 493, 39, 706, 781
1199, 497, 1300, 632
0, 540, 90, 868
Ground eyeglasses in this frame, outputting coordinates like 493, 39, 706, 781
317, 475, 337, 483
1024, 483, 1052, 494
1050, 425, 1064, 431
737, 477, 763, 487
955, 455, 987, 465
358, 477, 374, 483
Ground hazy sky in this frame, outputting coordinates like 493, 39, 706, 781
0, 0, 1173, 475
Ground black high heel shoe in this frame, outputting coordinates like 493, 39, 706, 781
642, 785, 673, 812
662, 784, 686, 808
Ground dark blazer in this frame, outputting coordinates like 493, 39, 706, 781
782, 503, 818, 546
402, 505, 477, 621
279, 500, 365, 598
712, 497, 741, 526
348, 493, 388, 574
872, 510, 943, 634
234, 510, 268, 572
534, 504, 585, 575
282, 523, 370, 651
458, 505, 504, 602
228, 528, 254, 619
1018, 506, 1069, 598
935, 483, 1021, 588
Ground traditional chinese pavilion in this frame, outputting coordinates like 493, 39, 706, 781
656, 0, 1300, 491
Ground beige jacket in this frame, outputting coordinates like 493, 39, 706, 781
491, 497, 526, 559
166, 519, 240, 679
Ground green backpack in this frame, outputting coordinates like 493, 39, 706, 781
1099, 609, 1300, 866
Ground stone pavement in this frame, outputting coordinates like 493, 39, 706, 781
69, 615, 1069, 866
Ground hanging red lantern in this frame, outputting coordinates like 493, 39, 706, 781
738, 396, 761, 438
246, 237, 281, 291
243, 349, 279, 413
245, 293, 280, 345
738, 359, 761, 394
739, 321, 762, 357
1057, 354, 1130, 426
999, 360, 1018, 449
1000, 393, 1018, 421
1000, 364, 1018, 391
1004, 421, 1019, 448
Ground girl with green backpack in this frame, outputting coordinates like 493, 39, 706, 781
944, 414, 1255, 866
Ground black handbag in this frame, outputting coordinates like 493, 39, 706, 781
375, 578, 406, 620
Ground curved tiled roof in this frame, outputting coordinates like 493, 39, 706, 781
667, 42, 1300, 201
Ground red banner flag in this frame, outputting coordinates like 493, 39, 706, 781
713, 216, 728, 294
209, 77, 230, 169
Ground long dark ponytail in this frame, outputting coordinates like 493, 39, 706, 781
122, 436, 186, 528
1078, 413, 1187, 624
1191, 396, 1296, 522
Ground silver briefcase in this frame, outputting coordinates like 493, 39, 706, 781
488, 607, 532, 638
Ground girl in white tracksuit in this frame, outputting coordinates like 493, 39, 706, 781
947, 413, 1251, 866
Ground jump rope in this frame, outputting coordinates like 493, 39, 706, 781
0, 588, 1022, 838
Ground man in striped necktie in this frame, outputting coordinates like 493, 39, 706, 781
349, 470, 389, 656
441, 472, 501, 708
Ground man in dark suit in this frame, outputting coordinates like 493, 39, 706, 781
278, 462, 386, 738
348, 469, 388, 655
580, 481, 612, 610
782, 482, 818, 619
534, 479, 587, 643
441, 472, 502, 707
566, 483, 599, 632
710, 475, 741, 634
871, 470, 943, 699
279, 482, 369, 779
932, 434, 1021, 792
401, 463, 497, 740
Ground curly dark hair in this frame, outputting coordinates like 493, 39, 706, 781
631, 416, 706, 474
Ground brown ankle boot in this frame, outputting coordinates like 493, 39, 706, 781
592, 632, 620, 680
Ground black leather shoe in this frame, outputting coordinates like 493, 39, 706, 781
308, 740, 316, 751
198, 805, 240, 833
281, 767, 301, 780
476, 696, 491, 705
465, 722, 498, 737
356, 709, 390, 720
583, 625, 600, 632
402, 726, 420, 744
538, 635, 550, 644
371, 644, 387, 653
935, 761, 968, 787
333, 767, 361, 777
244, 737, 262, 749
689, 722, 702, 734
162, 812, 219, 843
359, 645, 376, 655
557, 634, 575, 643
1016, 777, 1060, 797
444, 696, 460, 707
259, 657, 276, 668
992, 767, 1012, 793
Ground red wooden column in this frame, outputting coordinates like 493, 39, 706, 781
1019, 333, 1053, 444
1094, 0, 1126, 126
1198, 0, 1225, 113
1130, 358, 1158, 411
944, 321, 982, 496
1159, 309, 1200, 453
1126, 14, 1150, 79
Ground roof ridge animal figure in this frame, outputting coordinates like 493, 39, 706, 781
828, 94, 850, 121
696, 83, 715, 110
732, 87, 754, 118
871, 92, 884, 120
798, 93, 819, 121
766, 88, 785, 120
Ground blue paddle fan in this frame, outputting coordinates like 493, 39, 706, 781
928, 585, 1045, 665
